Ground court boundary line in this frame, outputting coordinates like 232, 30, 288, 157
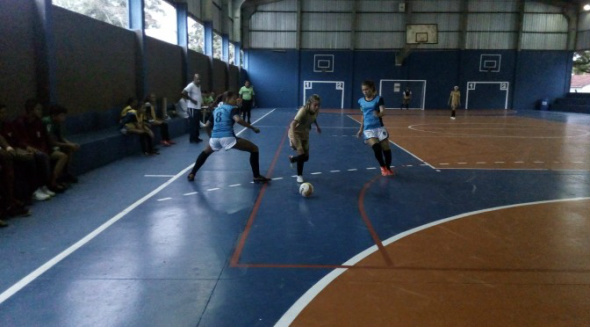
346, 114, 435, 169
273, 196, 590, 327
0, 109, 277, 305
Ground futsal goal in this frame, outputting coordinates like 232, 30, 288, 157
379, 80, 426, 110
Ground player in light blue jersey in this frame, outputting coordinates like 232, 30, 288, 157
187, 91, 270, 183
356, 80, 394, 176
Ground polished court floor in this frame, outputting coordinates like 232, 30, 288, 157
1, 108, 589, 327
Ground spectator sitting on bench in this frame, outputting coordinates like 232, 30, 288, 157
144, 93, 174, 146
43, 104, 80, 184
13, 99, 68, 194
120, 97, 159, 156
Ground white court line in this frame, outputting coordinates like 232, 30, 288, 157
0, 164, 193, 305
330, 170, 341, 173
183, 192, 198, 196
0, 108, 277, 305
345, 114, 435, 170
366, 167, 377, 170
229, 184, 241, 187
347, 168, 358, 171
311, 172, 322, 175
157, 197, 172, 202
273, 197, 590, 327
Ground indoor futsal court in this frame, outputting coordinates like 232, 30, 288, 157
1, 107, 589, 327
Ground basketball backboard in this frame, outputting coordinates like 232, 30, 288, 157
406, 24, 438, 44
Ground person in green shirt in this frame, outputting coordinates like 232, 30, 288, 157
238, 80, 255, 123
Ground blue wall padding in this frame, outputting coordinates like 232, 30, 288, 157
247, 49, 572, 110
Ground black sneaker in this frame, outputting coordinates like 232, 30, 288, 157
253, 175, 271, 183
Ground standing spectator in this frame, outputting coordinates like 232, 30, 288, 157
401, 87, 412, 110
239, 80, 255, 124
14, 99, 68, 193
43, 105, 80, 183
182, 73, 203, 143
448, 85, 461, 120
144, 93, 174, 146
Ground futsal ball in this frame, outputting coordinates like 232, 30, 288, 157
299, 182, 314, 197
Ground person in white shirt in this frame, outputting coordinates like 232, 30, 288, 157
181, 73, 203, 143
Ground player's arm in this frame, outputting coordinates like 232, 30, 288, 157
181, 90, 198, 105
314, 120, 321, 134
356, 109, 364, 138
233, 113, 260, 133
290, 119, 300, 130
377, 104, 386, 117
374, 98, 385, 118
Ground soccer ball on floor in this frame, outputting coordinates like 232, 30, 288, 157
299, 182, 314, 197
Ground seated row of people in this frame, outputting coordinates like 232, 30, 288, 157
0, 100, 79, 228
119, 94, 176, 156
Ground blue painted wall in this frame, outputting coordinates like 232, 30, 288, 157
247, 49, 573, 110
246, 50, 300, 109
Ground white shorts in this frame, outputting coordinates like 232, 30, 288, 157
209, 137, 237, 151
363, 127, 389, 142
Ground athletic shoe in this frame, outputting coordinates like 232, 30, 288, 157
450, 117, 456, 120
380, 167, 394, 176
167, 140, 176, 144
7, 205, 31, 217
41, 186, 56, 197
33, 189, 51, 201
296, 175, 304, 183
48, 184, 66, 194
161, 140, 171, 146
253, 175, 271, 183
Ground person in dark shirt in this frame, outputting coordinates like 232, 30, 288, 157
43, 104, 80, 183
13, 99, 68, 194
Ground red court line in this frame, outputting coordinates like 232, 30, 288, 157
358, 175, 394, 266
230, 125, 290, 267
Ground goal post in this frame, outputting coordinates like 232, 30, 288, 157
379, 80, 427, 110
